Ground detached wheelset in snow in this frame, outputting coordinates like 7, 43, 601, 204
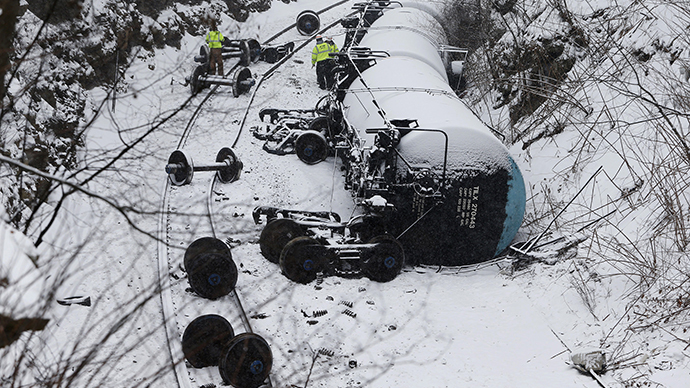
183, 237, 238, 299
182, 315, 273, 388
165, 147, 243, 186
219, 333, 273, 388
195, 38, 260, 67
181, 239, 273, 388
188, 41, 257, 95
188, 37, 294, 95
260, 41, 295, 64
189, 63, 256, 97
183, 314, 235, 368
254, 207, 404, 284
296, 10, 320, 36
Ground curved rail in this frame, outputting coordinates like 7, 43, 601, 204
158, 2, 355, 388
157, 178, 192, 388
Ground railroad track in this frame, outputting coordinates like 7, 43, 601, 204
156, 2, 353, 387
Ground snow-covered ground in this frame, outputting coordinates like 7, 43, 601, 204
2, 1, 689, 387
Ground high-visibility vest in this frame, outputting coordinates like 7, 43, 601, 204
206, 31, 224, 49
312, 41, 338, 65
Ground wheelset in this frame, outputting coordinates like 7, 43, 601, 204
259, 218, 305, 263
182, 315, 235, 368
361, 235, 405, 282
182, 317, 273, 388
295, 130, 328, 164
219, 333, 273, 388
184, 237, 238, 300
279, 236, 329, 284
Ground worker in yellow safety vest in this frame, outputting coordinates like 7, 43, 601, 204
311, 36, 339, 89
206, 20, 225, 76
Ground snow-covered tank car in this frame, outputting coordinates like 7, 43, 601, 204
340, 2, 526, 266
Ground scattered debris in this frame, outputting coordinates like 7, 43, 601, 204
571, 349, 606, 374
224, 237, 242, 247
571, 349, 608, 388
56, 296, 91, 307
339, 300, 353, 308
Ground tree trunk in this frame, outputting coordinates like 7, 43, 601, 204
0, 0, 20, 110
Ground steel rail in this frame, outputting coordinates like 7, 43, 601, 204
159, 2, 356, 388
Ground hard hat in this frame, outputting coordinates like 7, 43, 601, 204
316, 36, 323, 43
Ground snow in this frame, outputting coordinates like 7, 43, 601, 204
0, 222, 44, 319
3, 0, 690, 387
344, 56, 513, 174
359, 7, 448, 78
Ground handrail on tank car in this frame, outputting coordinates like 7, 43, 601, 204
346, 1, 404, 49
343, 86, 460, 100
352, 1, 403, 12
365, 126, 449, 186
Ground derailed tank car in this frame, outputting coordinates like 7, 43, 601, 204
255, 1, 526, 277
338, 2, 526, 266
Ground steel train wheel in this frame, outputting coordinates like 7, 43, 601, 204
182, 314, 235, 368
216, 147, 243, 183
232, 67, 254, 98
184, 237, 238, 299
219, 333, 273, 388
261, 47, 279, 64
190, 64, 206, 94
199, 45, 210, 64
296, 10, 320, 36
314, 94, 331, 116
279, 236, 327, 284
238, 40, 251, 67
259, 218, 305, 264
308, 116, 329, 133
295, 130, 328, 165
167, 149, 194, 185
361, 235, 404, 282
246, 38, 261, 63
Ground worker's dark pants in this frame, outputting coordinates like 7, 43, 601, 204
316, 59, 335, 89
209, 47, 224, 75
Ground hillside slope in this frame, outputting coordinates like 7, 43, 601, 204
464, 0, 690, 386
